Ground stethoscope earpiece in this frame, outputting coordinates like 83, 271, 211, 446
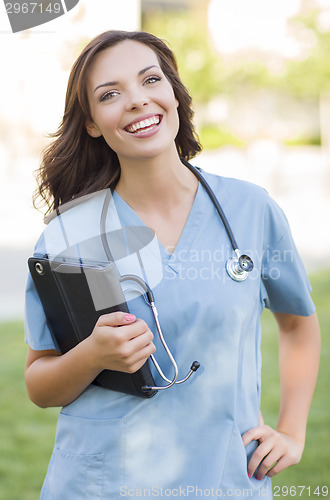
226, 251, 254, 282
121, 274, 201, 392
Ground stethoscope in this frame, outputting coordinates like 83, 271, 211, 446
181, 159, 254, 282
100, 160, 254, 393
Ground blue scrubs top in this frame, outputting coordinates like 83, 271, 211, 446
25, 170, 315, 499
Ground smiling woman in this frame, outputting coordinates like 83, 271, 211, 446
34, 30, 201, 215
25, 29, 320, 500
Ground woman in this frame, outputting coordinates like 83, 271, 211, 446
25, 30, 320, 498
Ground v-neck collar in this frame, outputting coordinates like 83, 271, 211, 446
112, 182, 206, 269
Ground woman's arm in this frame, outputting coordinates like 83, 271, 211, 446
25, 312, 156, 408
242, 311, 320, 480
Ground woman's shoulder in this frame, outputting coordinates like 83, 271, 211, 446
199, 169, 270, 206
33, 189, 112, 256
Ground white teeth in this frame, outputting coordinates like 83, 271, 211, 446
127, 115, 160, 133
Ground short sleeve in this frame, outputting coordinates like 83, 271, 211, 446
24, 234, 59, 351
260, 196, 315, 317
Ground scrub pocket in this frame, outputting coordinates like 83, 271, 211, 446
41, 413, 126, 499
41, 448, 104, 499
219, 422, 272, 498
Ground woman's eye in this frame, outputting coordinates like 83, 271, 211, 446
100, 90, 119, 102
145, 76, 161, 85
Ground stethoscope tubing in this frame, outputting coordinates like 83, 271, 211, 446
120, 274, 199, 391
181, 159, 239, 252
98, 159, 254, 392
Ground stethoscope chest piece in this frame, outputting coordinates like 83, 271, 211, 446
226, 253, 254, 282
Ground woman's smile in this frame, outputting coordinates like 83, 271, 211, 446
124, 114, 163, 136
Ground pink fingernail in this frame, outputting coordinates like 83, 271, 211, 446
256, 476, 261, 480
125, 314, 135, 321
247, 472, 251, 478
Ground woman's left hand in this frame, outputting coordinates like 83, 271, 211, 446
242, 425, 304, 480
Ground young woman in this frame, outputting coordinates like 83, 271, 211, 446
25, 30, 320, 499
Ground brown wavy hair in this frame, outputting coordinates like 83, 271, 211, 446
34, 30, 202, 215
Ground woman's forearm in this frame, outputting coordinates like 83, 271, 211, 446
25, 312, 156, 408
25, 338, 103, 408
243, 312, 320, 479
275, 312, 321, 445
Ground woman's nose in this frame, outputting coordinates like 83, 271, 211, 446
126, 87, 150, 110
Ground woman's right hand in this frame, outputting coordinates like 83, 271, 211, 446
88, 311, 156, 374
25, 311, 156, 408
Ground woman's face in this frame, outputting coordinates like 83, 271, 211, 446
85, 40, 180, 163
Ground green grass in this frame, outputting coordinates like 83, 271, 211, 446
260, 270, 330, 498
0, 322, 58, 500
0, 270, 329, 499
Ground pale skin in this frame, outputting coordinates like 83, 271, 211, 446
25, 40, 321, 480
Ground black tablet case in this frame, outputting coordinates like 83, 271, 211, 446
28, 256, 157, 398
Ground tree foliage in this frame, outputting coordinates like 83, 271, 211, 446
143, 9, 283, 102
283, 10, 330, 98
143, 4, 330, 102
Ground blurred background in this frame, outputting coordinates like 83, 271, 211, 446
0, 1, 329, 498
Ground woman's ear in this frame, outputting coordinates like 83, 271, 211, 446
86, 120, 102, 138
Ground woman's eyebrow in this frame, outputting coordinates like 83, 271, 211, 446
93, 65, 160, 93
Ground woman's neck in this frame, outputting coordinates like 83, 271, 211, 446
115, 151, 198, 213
